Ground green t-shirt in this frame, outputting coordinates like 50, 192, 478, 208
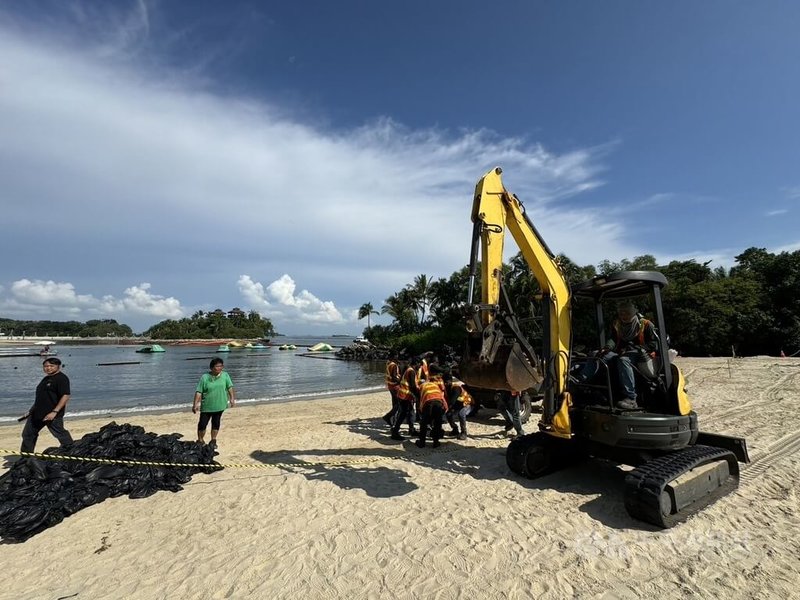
196, 371, 234, 412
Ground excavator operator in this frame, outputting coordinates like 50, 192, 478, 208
575, 301, 659, 409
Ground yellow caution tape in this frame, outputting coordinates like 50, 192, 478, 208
0, 449, 215, 468
0, 444, 470, 470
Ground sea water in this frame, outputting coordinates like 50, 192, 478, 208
0, 337, 385, 422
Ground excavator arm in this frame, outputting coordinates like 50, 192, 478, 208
461, 167, 573, 437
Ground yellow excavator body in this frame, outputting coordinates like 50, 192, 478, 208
459, 167, 749, 527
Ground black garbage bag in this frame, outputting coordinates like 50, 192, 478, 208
0, 422, 222, 543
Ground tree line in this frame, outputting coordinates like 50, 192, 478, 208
0, 309, 275, 341
358, 247, 799, 358
144, 308, 274, 340
0, 318, 133, 338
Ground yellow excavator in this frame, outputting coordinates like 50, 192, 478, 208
460, 167, 749, 528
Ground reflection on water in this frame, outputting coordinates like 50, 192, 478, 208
0, 341, 384, 421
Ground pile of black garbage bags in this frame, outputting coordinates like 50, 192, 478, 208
0, 422, 221, 543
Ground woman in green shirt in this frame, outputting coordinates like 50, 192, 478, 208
192, 358, 236, 449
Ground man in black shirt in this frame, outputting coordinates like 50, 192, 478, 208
20, 357, 74, 453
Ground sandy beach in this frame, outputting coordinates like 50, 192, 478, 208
1, 357, 798, 600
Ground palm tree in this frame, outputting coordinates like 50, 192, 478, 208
382, 290, 417, 332
381, 292, 407, 321
358, 302, 379, 329
428, 277, 460, 326
407, 274, 433, 324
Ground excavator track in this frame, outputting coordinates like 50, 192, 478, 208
506, 432, 580, 479
624, 444, 740, 528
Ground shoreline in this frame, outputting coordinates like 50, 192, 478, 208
0, 384, 385, 424
0, 357, 797, 599
0, 390, 395, 476
0, 336, 355, 346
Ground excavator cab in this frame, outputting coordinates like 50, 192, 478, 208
568, 271, 683, 415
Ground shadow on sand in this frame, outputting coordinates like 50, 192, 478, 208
249, 416, 658, 530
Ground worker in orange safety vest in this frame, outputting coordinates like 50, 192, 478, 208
415, 364, 448, 448
444, 374, 473, 440
390, 357, 420, 441
382, 354, 402, 426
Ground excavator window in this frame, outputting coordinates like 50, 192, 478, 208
568, 294, 677, 413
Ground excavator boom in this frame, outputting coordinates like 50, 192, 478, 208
461, 167, 573, 436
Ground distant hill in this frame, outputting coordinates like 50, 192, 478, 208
0, 318, 133, 338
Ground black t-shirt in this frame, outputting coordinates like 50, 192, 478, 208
32, 371, 71, 420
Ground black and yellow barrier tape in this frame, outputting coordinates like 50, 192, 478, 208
0, 444, 473, 470
0, 449, 216, 468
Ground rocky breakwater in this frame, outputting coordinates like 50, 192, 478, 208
335, 340, 392, 361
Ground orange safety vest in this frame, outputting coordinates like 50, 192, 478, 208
449, 382, 473, 407
612, 318, 652, 347
418, 359, 429, 382
385, 361, 400, 390
396, 366, 418, 401
419, 377, 448, 412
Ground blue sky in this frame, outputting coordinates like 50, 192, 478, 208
1, 1, 798, 334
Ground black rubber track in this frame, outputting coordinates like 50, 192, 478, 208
506, 432, 578, 479
506, 434, 537, 476
624, 444, 739, 528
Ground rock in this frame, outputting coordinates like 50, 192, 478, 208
335, 342, 392, 361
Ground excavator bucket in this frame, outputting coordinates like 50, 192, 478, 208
460, 340, 543, 392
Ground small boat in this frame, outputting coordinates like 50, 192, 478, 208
251, 343, 268, 350
217, 345, 231, 353
136, 344, 166, 354
308, 342, 333, 352
353, 336, 370, 346
278, 344, 297, 350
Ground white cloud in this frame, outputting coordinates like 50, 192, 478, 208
766, 209, 788, 217
100, 283, 184, 319
11, 279, 96, 308
238, 274, 345, 326
237, 276, 270, 311
0, 279, 184, 324
0, 13, 642, 332
634, 193, 677, 208
774, 240, 800, 254
781, 186, 800, 200
641, 236, 800, 272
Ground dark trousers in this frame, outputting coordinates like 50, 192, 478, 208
383, 389, 400, 424
446, 401, 468, 433
21, 415, 73, 453
498, 393, 524, 435
391, 400, 415, 435
420, 401, 445, 443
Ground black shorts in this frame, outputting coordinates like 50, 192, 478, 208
197, 411, 223, 431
